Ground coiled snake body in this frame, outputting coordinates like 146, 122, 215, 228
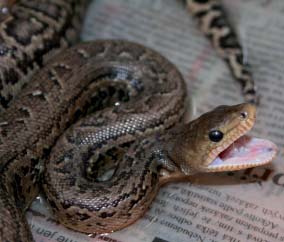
0, 1, 277, 241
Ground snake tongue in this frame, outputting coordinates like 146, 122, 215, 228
207, 135, 277, 171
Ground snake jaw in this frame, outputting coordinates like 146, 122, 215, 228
206, 136, 277, 172
205, 117, 278, 172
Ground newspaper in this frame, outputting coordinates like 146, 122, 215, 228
27, 0, 284, 241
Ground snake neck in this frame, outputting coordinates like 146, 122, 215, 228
153, 123, 197, 184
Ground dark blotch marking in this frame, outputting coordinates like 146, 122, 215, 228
210, 3, 224, 12
219, 32, 240, 49
61, 200, 72, 210
235, 52, 244, 65
108, 85, 116, 97
89, 95, 104, 112
18, 107, 30, 118
5, 15, 48, 46
42, 147, 51, 159
73, 109, 83, 123
100, 211, 116, 218
210, 16, 227, 28
118, 89, 129, 102
26, 185, 31, 195
76, 212, 91, 221
21, 166, 30, 176
47, 70, 62, 88
0, 128, 7, 137
15, 119, 25, 124
30, 158, 39, 168
235, 77, 247, 88
3, 68, 19, 85
245, 89, 256, 95
194, 10, 208, 19
98, 89, 107, 99
48, 199, 60, 211
17, 52, 34, 75
20, 1, 63, 21
13, 173, 24, 207
28, 0, 80, 67
111, 193, 130, 208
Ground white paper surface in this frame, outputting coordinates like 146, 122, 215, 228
27, 1, 284, 241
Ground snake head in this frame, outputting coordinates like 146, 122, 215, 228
168, 103, 277, 174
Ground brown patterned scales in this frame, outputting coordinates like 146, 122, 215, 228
0, 1, 274, 241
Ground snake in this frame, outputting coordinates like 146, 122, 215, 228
0, 0, 278, 241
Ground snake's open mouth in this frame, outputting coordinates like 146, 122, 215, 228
207, 134, 277, 172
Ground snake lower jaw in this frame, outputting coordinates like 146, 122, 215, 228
206, 135, 278, 172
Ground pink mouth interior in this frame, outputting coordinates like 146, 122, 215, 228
208, 135, 277, 170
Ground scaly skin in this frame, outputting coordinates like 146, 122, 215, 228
0, 0, 89, 110
0, 1, 276, 241
187, 0, 258, 104
44, 101, 276, 234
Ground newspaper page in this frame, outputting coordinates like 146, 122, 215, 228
26, 0, 284, 241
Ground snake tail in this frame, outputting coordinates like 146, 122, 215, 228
187, 0, 258, 104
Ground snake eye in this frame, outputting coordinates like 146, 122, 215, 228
240, 112, 248, 120
209, 130, 223, 142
